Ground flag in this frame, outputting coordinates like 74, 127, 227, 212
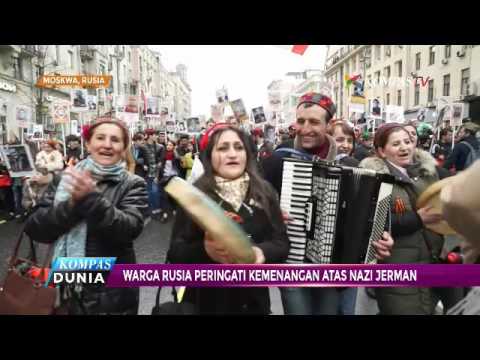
274, 45, 309, 55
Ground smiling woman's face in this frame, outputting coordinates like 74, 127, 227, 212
211, 130, 247, 180
86, 123, 126, 166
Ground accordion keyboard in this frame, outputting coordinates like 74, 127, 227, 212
280, 160, 313, 264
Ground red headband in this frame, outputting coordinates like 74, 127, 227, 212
297, 92, 336, 118
199, 122, 231, 151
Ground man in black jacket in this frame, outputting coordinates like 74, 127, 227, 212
132, 133, 146, 178
353, 131, 374, 162
65, 135, 83, 166
432, 127, 453, 162
261, 93, 340, 315
443, 122, 480, 172
143, 130, 164, 218
262, 92, 394, 315
262, 93, 339, 196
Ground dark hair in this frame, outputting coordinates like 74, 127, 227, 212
85, 118, 129, 150
440, 128, 452, 137
195, 127, 276, 222
373, 123, 409, 149
66, 134, 80, 143
179, 135, 189, 141
299, 102, 334, 123
133, 133, 144, 142
327, 120, 356, 154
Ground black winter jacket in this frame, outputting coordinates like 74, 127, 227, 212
25, 171, 148, 264
24, 171, 148, 315
443, 135, 479, 172
353, 143, 374, 162
167, 183, 289, 315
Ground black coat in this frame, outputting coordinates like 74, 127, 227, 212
167, 184, 289, 315
353, 143, 374, 162
338, 155, 360, 167
24, 171, 148, 315
275, 138, 294, 151
443, 135, 479, 171
132, 144, 147, 178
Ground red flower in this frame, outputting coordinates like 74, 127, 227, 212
81, 124, 91, 140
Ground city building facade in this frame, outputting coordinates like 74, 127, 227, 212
0, 45, 193, 143
325, 45, 480, 128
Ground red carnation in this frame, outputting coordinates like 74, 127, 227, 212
81, 124, 91, 140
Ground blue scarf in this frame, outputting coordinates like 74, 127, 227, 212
53, 157, 125, 259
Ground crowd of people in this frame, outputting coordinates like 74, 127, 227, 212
1, 91, 480, 315
0, 135, 84, 223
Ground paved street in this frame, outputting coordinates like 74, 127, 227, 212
0, 217, 284, 315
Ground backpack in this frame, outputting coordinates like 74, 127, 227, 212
461, 141, 480, 169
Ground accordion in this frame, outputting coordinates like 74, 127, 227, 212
280, 158, 395, 264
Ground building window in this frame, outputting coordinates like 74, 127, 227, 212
375, 71, 380, 84
12, 56, 23, 80
445, 45, 451, 59
384, 45, 391, 57
428, 79, 434, 102
396, 60, 403, 77
124, 83, 128, 95
443, 74, 450, 96
397, 90, 402, 106
375, 45, 381, 61
385, 66, 391, 78
35, 65, 42, 81
56, 45, 61, 65
130, 85, 137, 95
416, 52, 421, 70
429, 46, 435, 65
461, 68, 470, 96
0, 115, 6, 145
69, 50, 74, 69
414, 84, 420, 106
386, 93, 390, 105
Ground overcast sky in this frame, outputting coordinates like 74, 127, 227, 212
149, 45, 328, 117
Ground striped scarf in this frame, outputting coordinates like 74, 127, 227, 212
52, 156, 125, 259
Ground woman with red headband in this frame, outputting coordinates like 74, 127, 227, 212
25, 118, 148, 315
359, 123, 453, 314
167, 125, 289, 314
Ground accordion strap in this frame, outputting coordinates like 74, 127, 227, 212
275, 148, 313, 161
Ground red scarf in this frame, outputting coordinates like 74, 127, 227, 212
165, 150, 174, 161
